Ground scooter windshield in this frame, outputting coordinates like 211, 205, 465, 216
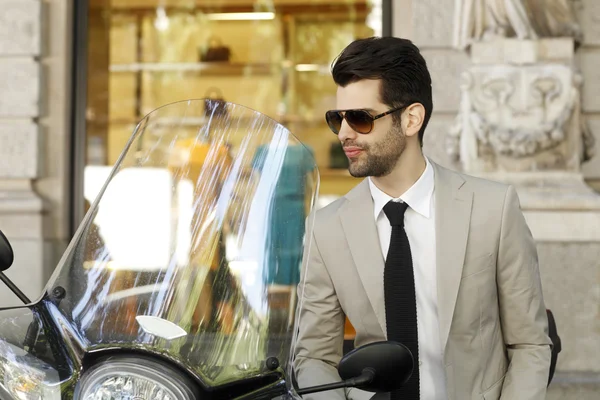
44, 100, 318, 389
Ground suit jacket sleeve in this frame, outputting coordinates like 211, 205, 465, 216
293, 222, 348, 400
497, 185, 552, 399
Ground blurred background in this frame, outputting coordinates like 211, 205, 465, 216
0, 0, 598, 398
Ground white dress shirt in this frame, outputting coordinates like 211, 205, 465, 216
368, 157, 447, 400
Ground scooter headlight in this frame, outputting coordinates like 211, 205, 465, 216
0, 340, 61, 400
75, 356, 198, 400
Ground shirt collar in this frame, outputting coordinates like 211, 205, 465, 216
368, 156, 435, 220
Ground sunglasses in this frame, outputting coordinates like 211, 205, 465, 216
325, 106, 405, 134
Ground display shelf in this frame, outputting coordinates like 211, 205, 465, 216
108, 1, 370, 15
109, 61, 331, 74
101, 114, 326, 126
109, 62, 276, 75
103, 4, 374, 199
293, 63, 331, 73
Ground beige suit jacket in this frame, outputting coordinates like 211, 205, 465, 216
293, 161, 552, 400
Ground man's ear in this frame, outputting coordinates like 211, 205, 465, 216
403, 103, 425, 139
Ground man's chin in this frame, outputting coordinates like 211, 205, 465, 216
347, 164, 369, 178
348, 162, 392, 178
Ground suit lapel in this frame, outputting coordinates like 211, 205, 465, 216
432, 162, 473, 352
339, 180, 387, 334
336, 163, 474, 345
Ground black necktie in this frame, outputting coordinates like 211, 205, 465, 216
383, 200, 420, 399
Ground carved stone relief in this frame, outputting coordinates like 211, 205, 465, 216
447, 38, 595, 173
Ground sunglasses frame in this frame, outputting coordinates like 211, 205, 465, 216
325, 105, 406, 134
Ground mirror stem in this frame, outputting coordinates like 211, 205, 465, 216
0, 272, 31, 304
296, 368, 375, 396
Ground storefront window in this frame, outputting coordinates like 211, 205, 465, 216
78, 0, 383, 351
84, 0, 382, 172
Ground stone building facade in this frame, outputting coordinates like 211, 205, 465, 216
0, 0, 73, 307
0, 0, 597, 398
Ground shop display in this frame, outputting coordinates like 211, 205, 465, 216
86, 0, 378, 348
100, 1, 375, 172
199, 36, 232, 62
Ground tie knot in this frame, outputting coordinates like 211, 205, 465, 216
383, 200, 409, 226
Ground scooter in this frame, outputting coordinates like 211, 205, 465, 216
0, 99, 413, 399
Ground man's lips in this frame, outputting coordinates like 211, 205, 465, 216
343, 147, 363, 157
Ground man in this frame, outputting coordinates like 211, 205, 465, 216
293, 37, 551, 400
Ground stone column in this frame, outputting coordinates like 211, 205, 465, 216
0, 0, 72, 307
0, 0, 45, 306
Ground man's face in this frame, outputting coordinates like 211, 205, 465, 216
335, 79, 406, 178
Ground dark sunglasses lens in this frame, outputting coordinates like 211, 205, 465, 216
326, 111, 343, 134
345, 110, 373, 133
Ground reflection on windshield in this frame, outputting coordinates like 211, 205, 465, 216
48, 101, 318, 387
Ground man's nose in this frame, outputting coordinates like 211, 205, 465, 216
337, 120, 358, 142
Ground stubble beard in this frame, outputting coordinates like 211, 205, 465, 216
346, 124, 406, 178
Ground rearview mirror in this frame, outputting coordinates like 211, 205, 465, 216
338, 341, 413, 392
295, 341, 413, 396
0, 229, 14, 272
0, 229, 30, 304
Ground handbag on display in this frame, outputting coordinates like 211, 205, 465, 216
203, 87, 228, 119
200, 36, 231, 62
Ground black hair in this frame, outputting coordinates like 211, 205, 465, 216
331, 37, 433, 145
